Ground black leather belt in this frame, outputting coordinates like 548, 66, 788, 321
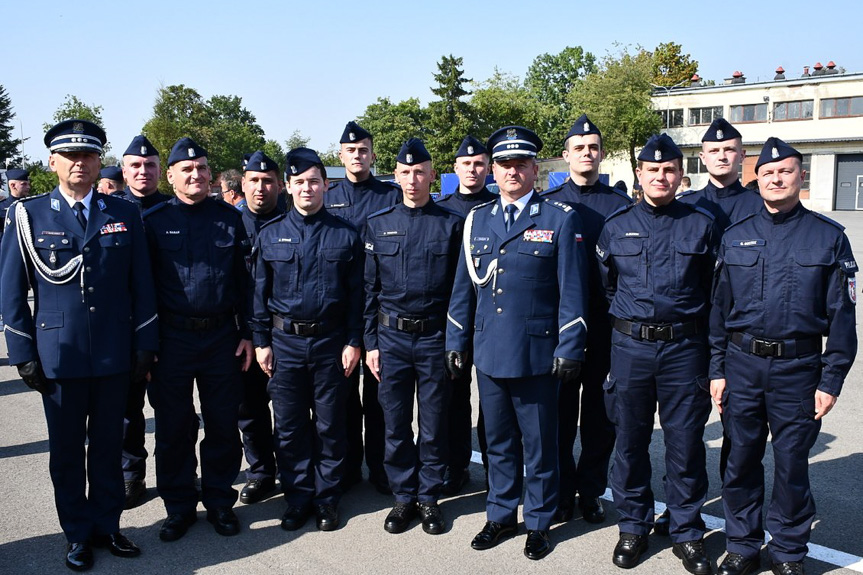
273, 315, 333, 336
613, 318, 700, 342
378, 311, 444, 334
161, 311, 233, 331
730, 332, 821, 358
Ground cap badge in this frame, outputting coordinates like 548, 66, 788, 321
506, 128, 517, 139
716, 129, 724, 139
584, 122, 590, 132
73, 122, 83, 133
187, 148, 195, 158
406, 153, 413, 163
349, 132, 356, 142
290, 165, 298, 174
260, 161, 266, 170
467, 145, 474, 155
771, 147, 779, 159
141, 146, 147, 154
654, 150, 662, 161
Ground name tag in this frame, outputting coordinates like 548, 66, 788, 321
731, 239, 765, 247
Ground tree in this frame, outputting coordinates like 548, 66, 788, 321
284, 130, 310, 152
44, 95, 108, 151
568, 46, 662, 179
357, 97, 427, 174
525, 46, 597, 147
23, 160, 58, 196
262, 139, 286, 175
471, 70, 544, 154
318, 144, 342, 167
651, 42, 699, 87
426, 55, 475, 174
0, 85, 22, 166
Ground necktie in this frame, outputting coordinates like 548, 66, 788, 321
504, 204, 517, 232
73, 202, 87, 230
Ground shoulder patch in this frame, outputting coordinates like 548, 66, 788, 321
328, 181, 338, 189
142, 201, 170, 219
367, 205, 397, 219
258, 213, 287, 232
812, 211, 846, 231
605, 203, 635, 222
545, 199, 572, 212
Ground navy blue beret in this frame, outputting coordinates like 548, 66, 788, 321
755, 137, 803, 173
123, 135, 159, 157
285, 147, 323, 178
5, 168, 29, 181
637, 134, 682, 162
340, 121, 373, 144
99, 166, 123, 181
396, 138, 432, 165
244, 151, 279, 173
564, 114, 602, 143
167, 137, 208, 166
455, 135, 488, 158
44, 119, 106, 154
487, 126, 543, 162
701, 118, 742, 143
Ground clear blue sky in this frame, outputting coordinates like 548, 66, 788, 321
4, 0, 860, 165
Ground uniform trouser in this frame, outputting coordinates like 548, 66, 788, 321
149, 326, 243, 515
42, 374, 129, 543
238, 361, 276, 481
478, 370, 558, 531
269, 331, 350, 507
345, 350, 386, 482
377, 325, 451, 504
722, 343, 822, 563
557, 320, 615, 502
605, 331, 711, 542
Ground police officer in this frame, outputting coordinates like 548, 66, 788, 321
0, 168, 30, 234
252, 147, 363, 532
709, 138, 857, 575
597, 134, 718, 574
542, 114, 632, 525
118, 135, 171, 211
145, 137, 253, 542
447, 126, 588, 560
97, 166, 125, 195
329, 120, 402, 493
364, 138, 463, 535
435, 134, 496, 495
237, 151, 285, 505
0, 119, 158, 571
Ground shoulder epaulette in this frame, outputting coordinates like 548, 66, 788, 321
468, 199, 497, 214
328, 181, 339, 190
691, 204, 716, 221
367, 205, 397, 219
610, 186, 634, 203
725, 212, 757, 231
605, 202, 635, 221
435, 193, 453, 203
812, 211, 845, 231
435, 203, 464, 219
143, 201, 170, 219
541, 183, 565, 197
676, 188, 697, 199
545, 199, 573, 213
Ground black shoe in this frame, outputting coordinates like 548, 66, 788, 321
339, 468, 362, 492
771, 561, 805, 575
280, 504, 312, 531
124, 479, 146, 510
316, 504, 340, 531
239, 477, 276, 505
579, 495, 606, 524
383, 502, 417, 534
91, 532, 141, 558
553, 496, 575, 523
206, 507, 240, 536
718, 552, 761, 575
673, 539, 712, 575
441, 468, 470, 496
470, 521, 518, 550
369, 474, 392, 495
65, 542, 94, 571
159, 512, 197, 542
524, 530, 551, 560
418, 502, 445, 535
613, 533, 649, 569
654, 508, 671, 536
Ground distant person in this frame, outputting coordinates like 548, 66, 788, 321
679, 175, 692, 192
0, 168, 31, 235
220, 169, 245, 210
97, 166, 125, 195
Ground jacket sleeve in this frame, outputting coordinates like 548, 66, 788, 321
127, 206, 159, 352
250, 235, 274, 348
233, 215, 252, 340
596, 224, 617, 306
446, 225, 476, 353
819, 233, 858, 395
708, 241, 732, 380
0, 203, 38, 366
363, 224, 381, 350
345, 229, 364, 349
553, 209, 588, 362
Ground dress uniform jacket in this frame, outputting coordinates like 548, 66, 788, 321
709, 203, 857, 563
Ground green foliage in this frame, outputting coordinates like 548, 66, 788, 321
651, 42, 699, 87
0, 85, 22, 165
44, 95, 108, 151
318, 144, 341, 167
23, 160, 58, 196
471, 70, 543, 153
262, 139, 286, 175
427, 55, 476, 178
357, 97, 427, 174
284, 130, 310, 152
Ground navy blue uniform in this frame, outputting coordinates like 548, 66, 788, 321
144, 196, 250, 516
327, 175, 402, 486
677, 180, 762, 232
365, 201, 463, 503
114, 187, 171, 212
237, 206, 284, 485
1, 189, 158, 542
251, 208, 363, 507
597, 199, 719, 542
435, 187, 497, 476
447, 193, 588, 531
542, 179, 631, 507
710, 204, 857, 563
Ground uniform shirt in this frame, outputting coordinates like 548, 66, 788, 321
326, 176, 402, 235
436, 187, 498, 216
677, 179, 763, 232
543, 179, 632, 314
709, 203, 858, 395
114, 187, 171, 213
364, 201, 464, 350
0, 188, 159, 378
597, 199, 719, 324
250, 208, 363, 349
446, 194, 589, 378
240, 206, 285, 272
143, 196, 251, 338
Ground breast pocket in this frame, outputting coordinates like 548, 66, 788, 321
428, 240, 452, 284
674, 238, 708, 290
33, 240, 75, 269
373, 241, 402, 289
794, 249, 832, 302
517, 241, 555, 280
322, 247, 353, 286
262, 244, 298, 294
724, 247, 763, 304
609, 238, 645, 287
99, 232, 131, 249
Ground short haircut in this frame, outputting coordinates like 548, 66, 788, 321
220, 169, 242, 193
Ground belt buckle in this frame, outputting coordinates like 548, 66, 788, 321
655, 325, 673, 341
751, 338, 783, 357
293, 322, 317, 336
191, 317, 209, 330
397, 317, 422, 333
639, 324, 655, 341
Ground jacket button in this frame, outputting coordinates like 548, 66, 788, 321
85, 267, 92, 272
89, 307, 96, 312
496, 308, 503, 314
83, 247, 90, 253
500, 248, 506, 255
498, 268, 504, 274
40, 323, 45, 328
534, 250, 540, 255
88, 287, 94, 293
496, 288, 503, 295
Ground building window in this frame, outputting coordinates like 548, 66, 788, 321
689, 106, 723, 126
685, 158, 702, 174
801, 154, 811, 192
773, 100, 813, 121
820, 96, 863, 118
729, 103, 767, 123
658, 108, 684, 128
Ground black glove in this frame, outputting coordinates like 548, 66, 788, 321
445, 350, 469, 379
131, 350, 155, 383
18, 360, 49, 394
552, 357, 582, 384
